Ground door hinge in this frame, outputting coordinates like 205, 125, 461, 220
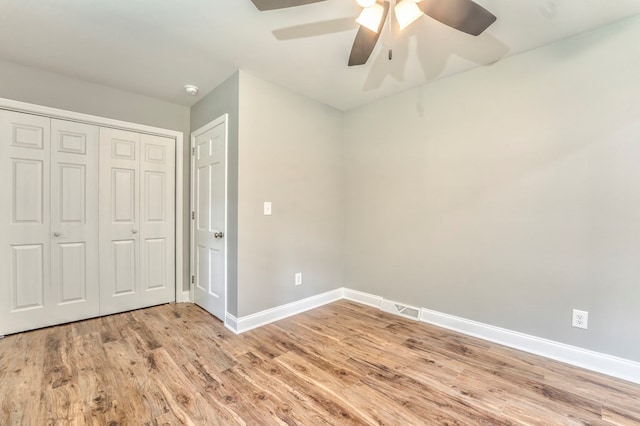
191, 275, 195, 284
192, 146, 195, 156
191, 211, 195, 220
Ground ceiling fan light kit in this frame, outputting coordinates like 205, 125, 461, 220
349, 1, 390, 66
395, 0, 423, 30
356, 3, 386, 32
251, 0, 497, 66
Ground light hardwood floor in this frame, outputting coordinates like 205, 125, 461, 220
1, 300, 639, 425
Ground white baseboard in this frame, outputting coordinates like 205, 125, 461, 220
225, 313, 239, 334
177, 290, 191, 303
230, 288, 344, 334
214, 287, 640, 385
418, 306, 640, 385
343, 288, 383, 308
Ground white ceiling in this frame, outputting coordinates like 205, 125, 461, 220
1, 0, 639, 111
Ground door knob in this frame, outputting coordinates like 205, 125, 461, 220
53, 232, 61, 237
132, 229, 138, 234
214, 232, 224, 239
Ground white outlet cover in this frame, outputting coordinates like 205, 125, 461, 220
264, 201, 272, 216
572, 309, 589, 329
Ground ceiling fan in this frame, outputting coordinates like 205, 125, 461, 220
250, 0, 497, 66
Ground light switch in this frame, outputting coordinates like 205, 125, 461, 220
264, 201, 272, 216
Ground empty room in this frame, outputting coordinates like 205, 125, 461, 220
1, 0, 640, 424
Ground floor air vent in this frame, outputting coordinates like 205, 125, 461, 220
380, 299, 420, 321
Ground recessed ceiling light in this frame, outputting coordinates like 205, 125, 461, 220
184, 84, 199, 96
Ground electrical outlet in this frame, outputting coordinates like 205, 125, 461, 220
295, 272, 302, 286
572, 309, 588, 329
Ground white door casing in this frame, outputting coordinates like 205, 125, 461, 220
192, 115, 227, 321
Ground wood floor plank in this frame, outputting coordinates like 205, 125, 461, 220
230, 360, 335, 425
2, 328, 48, 425
602, 405, 640, 426
0, 300, 639, 425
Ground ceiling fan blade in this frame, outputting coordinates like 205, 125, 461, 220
250, 0, 327, 11
273, 18, 358, 40
348, 1, 390, 67
418, 0, 496, 36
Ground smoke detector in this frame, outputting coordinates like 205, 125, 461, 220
184, 84, 199, 96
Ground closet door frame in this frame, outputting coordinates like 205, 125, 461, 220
0, 97, 186, 304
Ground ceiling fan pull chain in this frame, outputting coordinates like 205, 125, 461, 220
388, 2, 393, 61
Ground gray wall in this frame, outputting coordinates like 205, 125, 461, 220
0, 59, 189, 134
190, 72, 240, 316
344, 16, 640, 362
237, 72, 344, 316
0, 58, 193, 292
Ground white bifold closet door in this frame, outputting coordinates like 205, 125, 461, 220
0, 111, 99, 335
50, 119, 100, 323
99, 128, 175, 315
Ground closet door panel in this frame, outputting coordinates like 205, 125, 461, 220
99, 128, 141, 315
12, 159, 44, 224
112, 168, 136, 222
11, 244, 45, 309
140, 134, 175, 305
112, 239, 137, 294
50, 119, 99, 322
57, 242, 87, 302
0, 111, 52, 335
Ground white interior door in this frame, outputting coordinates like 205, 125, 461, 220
139, 133, 175, 306
50, 119, 100, 323
192, 116, 227, 320
99, 127, 142, 315
0, 111, 52, 334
